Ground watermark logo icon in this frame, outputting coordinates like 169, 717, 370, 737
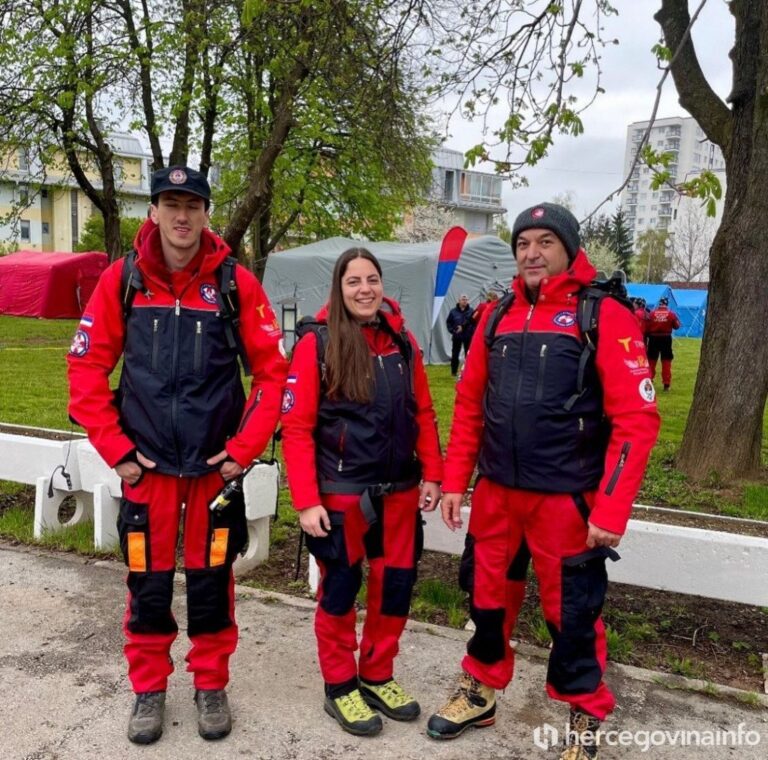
533, 723, 558, 750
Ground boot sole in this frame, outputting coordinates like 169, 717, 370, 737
198, 726, 232, 741
360, 690, 421, 722
426, 715, 496, 740
324, 702, 383, 736
128, 729, 163, 745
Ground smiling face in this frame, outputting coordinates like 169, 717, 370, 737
515, 228, 570, 293
150, 191, 210, 269
341, 256, 384, 322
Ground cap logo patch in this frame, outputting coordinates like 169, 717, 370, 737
169, 168, 187, 185
532, 207, 545, 219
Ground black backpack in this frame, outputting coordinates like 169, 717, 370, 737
484, 275, 633, 411
119, 249, 251, 375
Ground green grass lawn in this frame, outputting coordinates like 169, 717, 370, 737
0, 315, 766, 517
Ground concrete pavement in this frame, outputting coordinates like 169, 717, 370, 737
1, 543, 766, 760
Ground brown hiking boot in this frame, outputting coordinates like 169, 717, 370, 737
426, 671, 496, 740
127, 691, 165, 744
560, 708, 601, 759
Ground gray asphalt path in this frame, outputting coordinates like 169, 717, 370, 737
1, 544, 766, 759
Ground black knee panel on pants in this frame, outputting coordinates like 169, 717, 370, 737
467, 605, 506, 664
458, 533, 476, 595
546, 551, 608, 694
186, 566, 233, 636
320, 560, 362, 616
127, 570, 177, 634
381, 566, 416, 617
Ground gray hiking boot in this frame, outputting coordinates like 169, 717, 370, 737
127, 691, 166, 744
194, 688, 232, 740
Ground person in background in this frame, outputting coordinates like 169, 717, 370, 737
446, 293, 474, 376
646, 296, 681, 391
67, 166, 288, 745
471, 290, 500, 326
281, 247, 443, 737
427, 203, 660, 760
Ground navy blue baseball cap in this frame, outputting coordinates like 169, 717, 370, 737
151, 165, 211, 203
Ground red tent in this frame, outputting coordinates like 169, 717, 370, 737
0, 250, 109, 318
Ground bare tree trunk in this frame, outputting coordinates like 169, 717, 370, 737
657, 0, 768, 479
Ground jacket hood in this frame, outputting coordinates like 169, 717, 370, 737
132, 218, 232, 279
512, 247, 597, 303
314, 295, 405, 333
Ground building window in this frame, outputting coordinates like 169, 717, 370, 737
41, 188, 48, 199
18, 149, 29, 172
20, 220, 31, 241
42, 222, 50, 236
19, 186, 29, 206
71, 189, 79, 248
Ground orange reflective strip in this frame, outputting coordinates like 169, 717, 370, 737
210, 528, 229, 567
127, 532, 147, 572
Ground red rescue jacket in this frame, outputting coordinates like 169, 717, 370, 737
646, 306, 681, 336
281, 298, 443, 510
444, 250, 660, 535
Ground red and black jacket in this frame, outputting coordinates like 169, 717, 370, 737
646, 306, 681, 336
444, 251, 660, 535
281, 298, 443, 510
67, 219, 289, 476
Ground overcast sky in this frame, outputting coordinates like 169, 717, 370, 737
436, 1, 734, 224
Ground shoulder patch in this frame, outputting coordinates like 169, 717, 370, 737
69, 330, 90, 357
639, 377, 656, 403
281, 388, 295, 413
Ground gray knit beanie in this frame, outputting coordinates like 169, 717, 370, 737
511, 202, 581, 261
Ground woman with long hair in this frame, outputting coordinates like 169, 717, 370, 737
281, 247, 442, 736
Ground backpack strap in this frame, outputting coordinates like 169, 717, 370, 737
563, 287, 605, 411
484, 290, 515, 346
296, 318, 329, 385
120, 249, 144, 320
216, 256, 252, 376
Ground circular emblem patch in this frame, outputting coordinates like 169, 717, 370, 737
281, 388, 295, 414
200, 283, 218, 304
639, 378, 656, 403
69, 330, 90, 357
532, 206, 545, 219
169, 168, 188, 185
553, 310, 576, 328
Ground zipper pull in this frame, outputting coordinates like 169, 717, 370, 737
175, 299, 181, 316
153, 318, 159, 333
502, 344, 508, 358
337, 459, 343, 472
540, 344, 547, 358
378, 355, 384, 369
398, 362, 403, 375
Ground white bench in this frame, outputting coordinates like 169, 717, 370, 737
0, 424, 278, 574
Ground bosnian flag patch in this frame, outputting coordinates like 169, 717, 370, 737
79, 314, 94, 328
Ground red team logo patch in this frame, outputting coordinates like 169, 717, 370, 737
69, 330, 90, 357
553, 310, 576, 328
200, 283, 218, 304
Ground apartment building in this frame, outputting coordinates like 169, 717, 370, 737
428, 147, 507, 233
620, 116, 726, 247
0, 133, 152, 251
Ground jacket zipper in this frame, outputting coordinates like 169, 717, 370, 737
193, 320, 203, 374
337, 422, 347, 472
534, 343, 548, 401
510, 303, 535, 485
378, 354, 396, 480
605, 441, 631, 495
151, 318, 160, 372
171, 298, 183, 474
237, 388, 263, 433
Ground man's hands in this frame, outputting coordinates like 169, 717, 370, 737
299, 505, 331, 537
115, 451, 156, 486
419, 481, 441, 511
206, 450, 244, 481
440, 492, 464, 531
586, 522, 622, 549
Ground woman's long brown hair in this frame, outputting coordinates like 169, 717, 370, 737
325, 248, 382, 403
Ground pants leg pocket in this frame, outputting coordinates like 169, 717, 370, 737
304, 511, 345, 561
210, 488, 247, 566
118, 499, 149, 572
548, 548, 611, 694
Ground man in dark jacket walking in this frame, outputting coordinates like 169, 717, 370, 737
67, 166, 288, 745
446, 294, 474, 375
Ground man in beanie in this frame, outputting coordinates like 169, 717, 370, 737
427, 203, 659, 759
68, 165, 288, 744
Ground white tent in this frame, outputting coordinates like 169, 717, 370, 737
262, 235, 516, 363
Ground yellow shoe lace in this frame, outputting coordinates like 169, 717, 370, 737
437, 675, 480, 721
336, 689, 376, 722
366, 680, 414, 709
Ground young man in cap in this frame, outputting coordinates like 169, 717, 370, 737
427, 203, 660, 759
68, 165, 288, 744
646, 296, 681, 391
446, 293, 475, 375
